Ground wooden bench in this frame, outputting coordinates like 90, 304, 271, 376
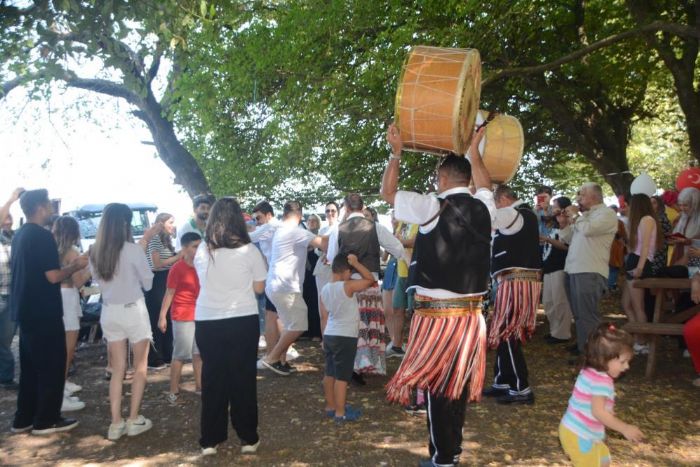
631, 278, 697, 378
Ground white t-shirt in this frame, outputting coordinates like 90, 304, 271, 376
249, 218, 281, 264
265, 224, 316, 295
194, 243, 267, 321
321, 281, 360, 338
90, 242, 154, 306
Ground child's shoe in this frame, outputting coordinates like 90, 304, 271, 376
107, 420, 126, 441
126, 415, 152, 437
334, 406, 361, 423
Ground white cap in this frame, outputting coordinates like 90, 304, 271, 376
630, 171, 657, 196
495, 207, 523, 235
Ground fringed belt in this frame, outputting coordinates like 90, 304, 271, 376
414, 294, 483, 318
498, 268, 542, 282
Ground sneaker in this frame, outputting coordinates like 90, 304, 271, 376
281, 362, 297, 373
147, 361, 168, 371
633, 343, 649, 355
166, 393, 179, 404
202, 446, 218, 456
404, 404, 427, 416
258, 336, 267, 350
10, 423, 33, 434
241, 440, 260, 454
32, 417, 79, 435
334, 406, 361, 423
64, 380, 82, 394
261, 360, 290, 376
126, 415, 152, 437
387, 346, 406, 359
256, 358, 267, 370
61, 395, 85, 412
107, 420, 127, 441
286, 346, 300, 361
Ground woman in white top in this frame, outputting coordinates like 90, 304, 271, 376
194, 197, 267, 456
89, 203, 154, 441
53, 216, 91, 411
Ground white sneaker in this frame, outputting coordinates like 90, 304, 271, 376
241, 440, 260, 454
64, 381, 82, 394
202, 446, 217, 456
166, 393, 179, 404
258, 335, 267, 350
256, 358, 267, 370
107, 420, 126, 441
286, 346, 300, 361
61, 395, 85, 412
126, 415, 152, 437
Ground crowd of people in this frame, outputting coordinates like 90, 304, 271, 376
0, 122, 699, 466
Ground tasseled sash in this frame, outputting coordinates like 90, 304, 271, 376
488, 269, 542, 348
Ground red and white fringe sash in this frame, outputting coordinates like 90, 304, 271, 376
488, 270, 542, 348
386, 298, 486, 404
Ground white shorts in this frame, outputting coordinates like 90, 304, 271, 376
100, 298, 152, 343
268, 292, 308, 332
172, 320, 199, 361
61, 287, 82, 332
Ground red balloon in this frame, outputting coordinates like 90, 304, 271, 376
676, 167, 700, 191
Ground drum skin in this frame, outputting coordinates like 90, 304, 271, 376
395, 46, 481, 155
472, 110, 524, 184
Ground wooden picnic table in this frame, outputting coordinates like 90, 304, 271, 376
628, 277, 699, 378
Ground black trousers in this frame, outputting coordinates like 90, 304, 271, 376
426, 386, 468, 466
493, 338, 530, 394
196, 315, 259, 448
145, 270, 172, 364
14, 327, 66, 428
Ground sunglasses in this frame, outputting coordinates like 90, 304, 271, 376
325, 209, 337, 213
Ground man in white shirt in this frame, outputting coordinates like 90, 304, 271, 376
261, 201, 326, 376
383, 123, 495, 467
562, 182, 618, 353
249, 201, 283, 357
176, 194, 214, 249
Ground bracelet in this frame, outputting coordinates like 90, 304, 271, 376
389, 155, 401, 161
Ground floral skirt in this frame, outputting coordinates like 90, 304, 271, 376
354, 285, 388, 375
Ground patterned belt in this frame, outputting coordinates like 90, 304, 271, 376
414, 294, 483, 318
498, 269, 542, 282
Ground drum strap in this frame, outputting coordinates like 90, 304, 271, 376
476, 110, 498, 132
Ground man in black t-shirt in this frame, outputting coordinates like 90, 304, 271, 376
10, 189, 87, 435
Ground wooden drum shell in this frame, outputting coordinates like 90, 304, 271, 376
473, 110, 524, 184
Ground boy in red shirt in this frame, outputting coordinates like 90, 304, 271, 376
158, 232, 202, 402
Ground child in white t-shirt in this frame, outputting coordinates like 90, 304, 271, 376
320, 253, 375, 423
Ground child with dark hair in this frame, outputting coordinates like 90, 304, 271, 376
320, 253, 375, 422
559, 323, 644, 466
158, 232, 202, 403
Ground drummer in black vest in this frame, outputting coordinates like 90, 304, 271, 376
383, 123, 496, 467
483, 185, 542, 405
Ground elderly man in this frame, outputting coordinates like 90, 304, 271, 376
562, 183, 618, 353
383, 124, 495, 467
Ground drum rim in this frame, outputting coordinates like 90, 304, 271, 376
453, 49, 481, 155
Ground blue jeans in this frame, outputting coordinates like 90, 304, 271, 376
0, 294, 17, 383
608, 266, 619, 290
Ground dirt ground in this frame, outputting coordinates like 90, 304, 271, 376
1, 291, 698, 466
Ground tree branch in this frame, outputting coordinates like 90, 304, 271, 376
1, 75, 29, 98
64, 76, 141, 105
146, 44, 163, 85
482, 21, 700, 87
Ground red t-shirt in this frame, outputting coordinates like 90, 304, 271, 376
166, 260, 200, 321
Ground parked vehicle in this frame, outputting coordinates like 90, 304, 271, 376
65, 202, 157, 251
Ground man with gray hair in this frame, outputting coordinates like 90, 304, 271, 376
562, 182, 618, 353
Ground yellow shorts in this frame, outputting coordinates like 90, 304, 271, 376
559, 424, 611, 467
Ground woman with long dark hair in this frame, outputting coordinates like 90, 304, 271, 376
89, 203, 154, 440
52, 216, 91, 411
621, 194, 663, 355
194, 198, 267, 456
145, 212, 180, 368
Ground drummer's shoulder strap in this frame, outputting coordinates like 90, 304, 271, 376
420, 197, 491, 245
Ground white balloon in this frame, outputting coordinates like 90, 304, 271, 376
630, 171, 657, 196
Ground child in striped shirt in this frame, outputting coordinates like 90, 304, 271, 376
559, 323, 644, 466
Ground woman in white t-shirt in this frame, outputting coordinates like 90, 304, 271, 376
194, 197, 267, 456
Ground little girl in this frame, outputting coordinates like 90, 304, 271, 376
559, 323, 644, 466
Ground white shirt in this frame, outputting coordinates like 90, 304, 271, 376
564, 203, 618, 278
326, 212, 404, 279
194, 243, 267, 321
249, 218, 281, 264
394, 186, 497, 298
175, 219, 205, 250
90, 242, 153, 305
321, 281, 360, 338
265, 223, 316, 295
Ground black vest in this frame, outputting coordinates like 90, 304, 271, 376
409, 193, 492, 294
338, 216, 381, 273
491, 205, 542, 274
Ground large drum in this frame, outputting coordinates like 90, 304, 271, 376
471, 110, 524, 183
395, 46, 481, 155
